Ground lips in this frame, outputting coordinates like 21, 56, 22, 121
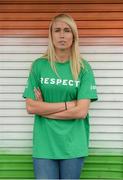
59, 41, 66, 43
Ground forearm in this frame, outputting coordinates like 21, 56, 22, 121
43, 99, 90, 120
26, 98, 76, 115
43, 107, 85, 120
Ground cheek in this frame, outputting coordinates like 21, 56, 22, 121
52, 34, 58, 45
67, 36, 73, 45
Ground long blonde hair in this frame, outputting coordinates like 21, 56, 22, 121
42, 13, 84, 80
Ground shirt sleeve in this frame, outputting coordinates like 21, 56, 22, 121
22, 60, 39, 100
77, 60, 98, 102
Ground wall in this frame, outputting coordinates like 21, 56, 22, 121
0, 0, 123, 179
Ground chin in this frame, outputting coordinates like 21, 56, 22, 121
55, 46, 70, 51
59, 46, 69, 49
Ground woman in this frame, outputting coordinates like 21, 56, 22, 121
23, 13, 98, 179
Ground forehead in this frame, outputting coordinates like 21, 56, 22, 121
52, 20, 71, 29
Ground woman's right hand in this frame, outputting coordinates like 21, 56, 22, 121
34, 87, 43, 101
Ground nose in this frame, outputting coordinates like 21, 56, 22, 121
59, 30, 65, 37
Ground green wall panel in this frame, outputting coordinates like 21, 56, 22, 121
0, 155, 123, 179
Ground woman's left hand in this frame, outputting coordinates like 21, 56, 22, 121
34, 87, 43, 101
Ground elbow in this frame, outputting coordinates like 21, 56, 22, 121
26, 99, 34, 114
76, 111, 88, 119
26, 105, 33, 114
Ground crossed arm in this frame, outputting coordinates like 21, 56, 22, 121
25, 88, 90, 120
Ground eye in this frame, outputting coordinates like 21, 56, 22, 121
54, 28, 60, 32
64, 28, 72, 32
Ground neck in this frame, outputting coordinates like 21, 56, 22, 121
55, 49, 71, 62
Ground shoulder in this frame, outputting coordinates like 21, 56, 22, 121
80, 58, 93, 73
30, 57, 49, 74
79, 59, 95, 81
32, 57, 48, 67
31, 57, 49, 71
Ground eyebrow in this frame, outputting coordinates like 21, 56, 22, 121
53, 27, 71, 30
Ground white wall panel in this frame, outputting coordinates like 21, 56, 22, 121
0, 37, 123, 155
1, 61, 123, 70
1, 109, 123, 117
1, 101, 123, 109
0, 132, 32, 140
0, 117, 33, 124
1, 45, 123, 53
0, 124, 33, 132
1, 69, 123, 78
1, 78, 123, 86
0, 93, 123, 101
1, 85, 123, 94
0, 53, 123, 62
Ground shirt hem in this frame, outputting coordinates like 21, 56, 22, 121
32, 153, 88, 159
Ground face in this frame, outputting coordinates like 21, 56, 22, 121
51, 21, 73, 51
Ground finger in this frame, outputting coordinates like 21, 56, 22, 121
34, 88, 39, 100
37, 87, 42, 95
34, 88, 42, 100
36, 89, 42, 97
36, 90, 41, 98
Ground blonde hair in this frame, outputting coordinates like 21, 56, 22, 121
42, 13, 84, 80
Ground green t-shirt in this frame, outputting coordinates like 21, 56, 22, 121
23, 57, 98, 159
